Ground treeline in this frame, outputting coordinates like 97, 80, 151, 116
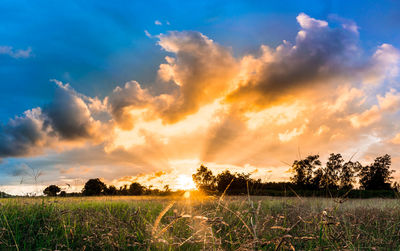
192, 153, 399, 198
43, 179, 176, 197
42, 153, 399, 198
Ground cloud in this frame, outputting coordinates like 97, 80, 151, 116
107, 81, 154, 130
0, 80, 103, 158
43, 81, 101, 140
155, 31, 238, 123
226, 13, 398, 110
0, 46, 32, 59
296, 13, 328, 29
144, 30, 152, 38
0, 108, 46, 157
108, 31, 238, 127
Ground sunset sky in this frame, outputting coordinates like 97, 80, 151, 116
1, 1, 400, 195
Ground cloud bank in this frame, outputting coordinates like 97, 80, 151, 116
1, 13, 400, 192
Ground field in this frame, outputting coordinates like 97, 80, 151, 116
0, 194, 400, 250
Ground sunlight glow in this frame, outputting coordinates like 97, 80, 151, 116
183, 191, 191, 198
175, 174, 196, 190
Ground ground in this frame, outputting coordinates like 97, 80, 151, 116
0, 194, 399, 250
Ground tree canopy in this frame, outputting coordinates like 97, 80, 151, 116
43, 185, 61, 196
82, 178, 107, 196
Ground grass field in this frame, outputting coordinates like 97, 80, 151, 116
0, 194, 399, 250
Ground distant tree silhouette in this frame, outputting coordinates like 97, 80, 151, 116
291, 155, 321, 189
129, 182, 145, 195
214, 170, 261, 194
321, 153, 343, 190
119, 185, 129, 195
359, 154, 394, 190
311, 168, 324, 189
43, 185, 61, 196
82, 178, 107, 196
192, 165, 216, 192
163, 185, 170, 193
339, 160, 361, 189
105, 185, 117, 195
216, 170, 236, 193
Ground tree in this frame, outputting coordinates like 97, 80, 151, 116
213, 170, 260, 194
82, 178, 107, 196
119, 185, 129, 195
291, 155, 321, 189
128, 182, 145, 195
321, 153, 343, 190
192, 165, 216, 192
339, 160, 361, 189
105, 185, 117, 195
43, 185, 61, 196
359, 154, 394, 190
216, 170, 236, 193
311, 168, 324, 189
163, 185, 170, 193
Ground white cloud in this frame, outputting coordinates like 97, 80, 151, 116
0, 46, 32, 59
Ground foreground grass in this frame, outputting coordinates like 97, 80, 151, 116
0, 195, 399, 250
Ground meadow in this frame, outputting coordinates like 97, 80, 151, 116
0, 194, 399, 250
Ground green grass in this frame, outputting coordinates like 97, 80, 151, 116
0, 195, 399, 250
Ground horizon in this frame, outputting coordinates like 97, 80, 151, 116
1, 1, 400, 196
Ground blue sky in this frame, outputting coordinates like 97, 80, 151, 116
1, 0, 400, 122
1, 1, 400, 194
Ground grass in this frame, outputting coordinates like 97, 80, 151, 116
0, 194, 399, 250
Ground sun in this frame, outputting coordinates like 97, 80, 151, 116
175, 174, 196, 190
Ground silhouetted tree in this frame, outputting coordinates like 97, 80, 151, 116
216, 170, 236, 193
119, 185, 129, 195
129, 182, 145, 195
311, 168, 324, 189
105, 185, 117, 195
291, 155, 321, 189
214, 170, 260, 194
321, 153, 343, 190
192, 165, 216, 192
163, 185, 170, 193
359, 154, 394, 190
339, 160, 361, 189
393, 182, 400, 192
82, 178, 107, 196
43, 185, 61, 196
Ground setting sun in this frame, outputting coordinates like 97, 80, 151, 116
175, 174, 196, 190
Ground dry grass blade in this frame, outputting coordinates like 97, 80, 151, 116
216, 178, 234, 212
287, 186, 303, 202
152, 201, 175, 237
274, 219, 301, 250
218, 202, 255, 238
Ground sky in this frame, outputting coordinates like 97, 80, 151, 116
1, 0, 400, 195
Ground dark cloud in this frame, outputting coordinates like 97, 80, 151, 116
43, 81, 98, 139
226, 13, 363, 107
0, 109, 45, 157
0, 81, 101, 158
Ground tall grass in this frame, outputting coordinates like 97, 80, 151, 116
0, 195, 399, 250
